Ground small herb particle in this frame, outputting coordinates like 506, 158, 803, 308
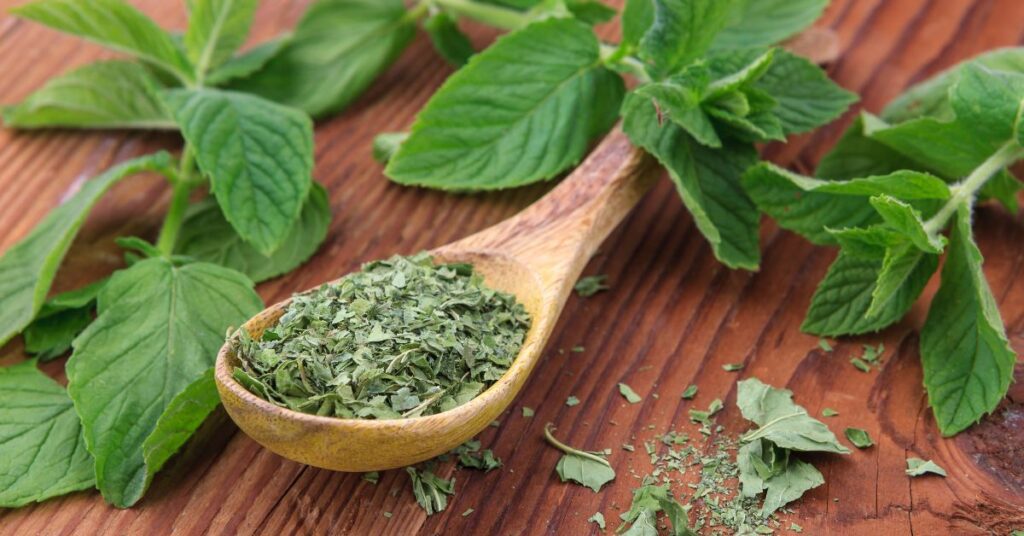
844, 428, 874, 448
363, 471, 379, 485
818, 339, 833, 352
461, 508, 474, 517
850, 357, 871, 373
906, 458, 946, 477
522, 407, 535, 418
406, 467, 454, 515
383, 512, 392, 519
618, 383, 642, 404
566, 396, 580, 407
861, 343, 884, 363
822, 408, 839, 417
723, 362, 744, 372
574, 275, 609, 297
571, 345, 584, 353
790, 522, 803, 533
681, 384, 698, 399
588, 511, 606, 530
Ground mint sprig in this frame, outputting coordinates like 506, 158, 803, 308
747, 60, 1024, 435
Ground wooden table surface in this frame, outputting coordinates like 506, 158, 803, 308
1, 1, 1023, 534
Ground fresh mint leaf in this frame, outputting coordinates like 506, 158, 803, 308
0, 153, 171, 347
204, 38, 288, 86
867, 244, 937, 319
737, 378, 849, 454
705, 48, 775, 99
11, 0, 193, 83
564, 0, 617, 25
165, 88, 314, 255
633, 65, 721, 148
372, 132, 409, 164
708, 47, 856, 134
905, 457, 946, 477
67, 258, 263, 507
815, 114, 920, 180
175, 183, 331, 283
24, 280, 106, 360
424, 11, 475, 67
623, 93, 760, 269
742, 163, 948, 245
228, 0, 415, 118
713, 0, 829, 50
638, 0, 736, 77
0, 360, 94, 507
545, 424, 615, 492
864, 113, 1003, 180
184, 0, 259, 77
952, 64, 1024, 146
802, 250, 936, 337
141, 368, 220, 483
2, 61, 174, 129
883, 47, 1024, 123
921, 205, 1015, 436
844, 427, 873, 448
620, 0, 654, 51
386, 18, 624, 190
869, 195, 945, 253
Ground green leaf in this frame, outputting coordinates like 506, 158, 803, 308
638, 0, 736, 77
141, 368, 221, 482
545, 424, 615, 492
844, 427, 873, 448
921, 205, 1016, 436
565, 0, 618, 24
744, 163, 949, 245
713, 0, 829, 50
867, 243, 936, 319
164, 88, 314, 255
869, 195, 945, 253
174, 183, 331, 283
950, 64, 1024, 148
905, 457, 946, 477
424, 11, 475, 67
185, 0, 259, 76
633, 65, 721, 148
737, 378, 849, 454
0, 153, 172, 347
204, 38, 288, 87
11, 0, 192, 83
23, 281, 106, 360
228, 0, 415, 118
0, 360, 94, 508
864, 114, 1002, 179
620, 0, 654, 50
623, 93, 760, 269
406, 467, 454, 515
620, 484, 696, 536
386, 18, 624, 190
760, 458, 823, 515
67, 258, 263, 507
372, 132, 408, 164
816, 114, 920, 180
705, 48, 775, 99
709, 48, 856, 134
802, 250, 936, 337
883, 47, 1024, 123
3, 61, 174, 129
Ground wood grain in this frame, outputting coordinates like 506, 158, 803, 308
1, 1, 1023, 534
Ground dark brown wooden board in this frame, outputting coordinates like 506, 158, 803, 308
1, 1, 1023, 534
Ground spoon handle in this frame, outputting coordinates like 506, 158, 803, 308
444, 127, 658, 290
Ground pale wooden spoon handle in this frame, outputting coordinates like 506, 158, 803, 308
438, 127, 658, 293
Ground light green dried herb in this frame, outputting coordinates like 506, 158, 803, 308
588, 511, 606, 530
906, 458, 946, 477
818, 339, 833, 352
861, 343, 884, 363
232, 253, 530, 419
462, 508, 474, 517
566, 396, 580, 407
850, 357, 871, 373
682, 384, 699, 399
453, 439, 502, 472
544, 423, 615, 492
723, 362, 744, 372
822, 408, 839, 417
571, 345, 585, 353
363, 471, 379, 484
619, 382, 643, 404
406, 467, 454, 515
574, 274, 609, 297
844, 428, 873, 449
522, 407, 535, 418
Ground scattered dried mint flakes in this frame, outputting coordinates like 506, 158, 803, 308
574, 274, 609, 297
844, 428, 874, 449
905, 458, 946, 477
406, 467, 454, 515
232, 253, 530, 419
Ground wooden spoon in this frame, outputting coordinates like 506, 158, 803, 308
214, 128, 657, 471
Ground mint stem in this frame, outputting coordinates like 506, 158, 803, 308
155, 146, 197, 256
430, 0, 530, 30
923, 141, 1024, 235
543, 423, 612, 467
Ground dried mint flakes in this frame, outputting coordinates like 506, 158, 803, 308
232, 252, 530, 419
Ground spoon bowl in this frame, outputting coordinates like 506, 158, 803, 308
215, 129, 656, 471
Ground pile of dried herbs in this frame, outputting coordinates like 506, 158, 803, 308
233, 253, 530, 419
